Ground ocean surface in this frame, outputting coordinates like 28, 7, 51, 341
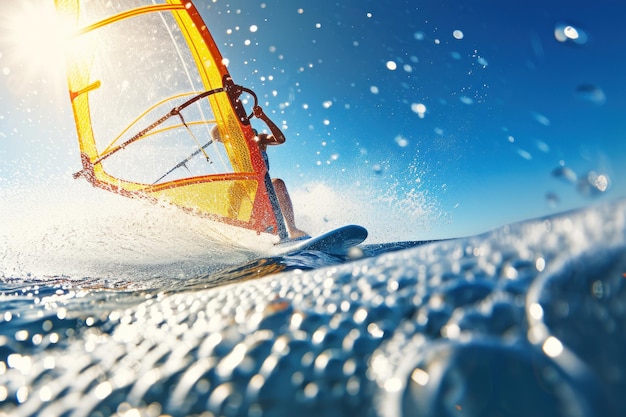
1, 197, 624, 417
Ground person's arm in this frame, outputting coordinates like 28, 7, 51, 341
253, 105, 285, 145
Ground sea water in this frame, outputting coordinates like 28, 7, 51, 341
1, 195, 624, 417
1, 0, 625, 415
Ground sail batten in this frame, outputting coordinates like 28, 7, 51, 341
56, 0, 287, 237
75, 4, 187, 36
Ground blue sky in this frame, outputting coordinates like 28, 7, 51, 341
1, 0, 625, 241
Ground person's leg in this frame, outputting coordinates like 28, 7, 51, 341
272, 178, 308, 238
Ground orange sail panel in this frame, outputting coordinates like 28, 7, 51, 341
55, 0, 286, 237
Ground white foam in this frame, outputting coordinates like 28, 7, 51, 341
0, 179, 264, 280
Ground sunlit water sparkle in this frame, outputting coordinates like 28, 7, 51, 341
1, 198, 624, 417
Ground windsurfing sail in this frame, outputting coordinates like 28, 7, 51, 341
54, 0, 288, 239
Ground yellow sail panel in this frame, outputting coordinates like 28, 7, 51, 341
150, 180, 257, 223
55, 0, 286, 236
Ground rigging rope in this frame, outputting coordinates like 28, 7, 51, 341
177, 112, 211, 162
92, 88, 224, 166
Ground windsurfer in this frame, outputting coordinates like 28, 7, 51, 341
211, 112, 308, 240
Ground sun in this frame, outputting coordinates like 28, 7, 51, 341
0, 1, 70, 89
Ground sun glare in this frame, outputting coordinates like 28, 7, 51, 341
1, 2, 70, 82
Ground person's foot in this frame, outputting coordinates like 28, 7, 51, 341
288, 228, 309, 239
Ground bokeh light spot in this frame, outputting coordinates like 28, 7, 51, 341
411, 103, 426, 118
554, 23, 588, 45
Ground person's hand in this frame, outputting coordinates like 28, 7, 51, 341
252, 105, 265, 119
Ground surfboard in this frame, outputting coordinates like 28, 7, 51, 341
273, 225, 368, 256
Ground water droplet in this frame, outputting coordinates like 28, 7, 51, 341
384, 377, 403, 392
546, 192, 560, 207
528, 303, 544, 320
532, 112, 551, 126
542, 336, 564, 358
535, 140, 550, 153
551, 165, 577, 184
575, 83, 606, 105
411, 103, 426, 118
15, 330, 29, 342
554, 23, 588, 45
411, 368, 430, 386
578, 171, 609, 196
95, 382, 112, 400
394, 135, 409, 147
303, 382, 319, 398
517, 149, 532, 160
